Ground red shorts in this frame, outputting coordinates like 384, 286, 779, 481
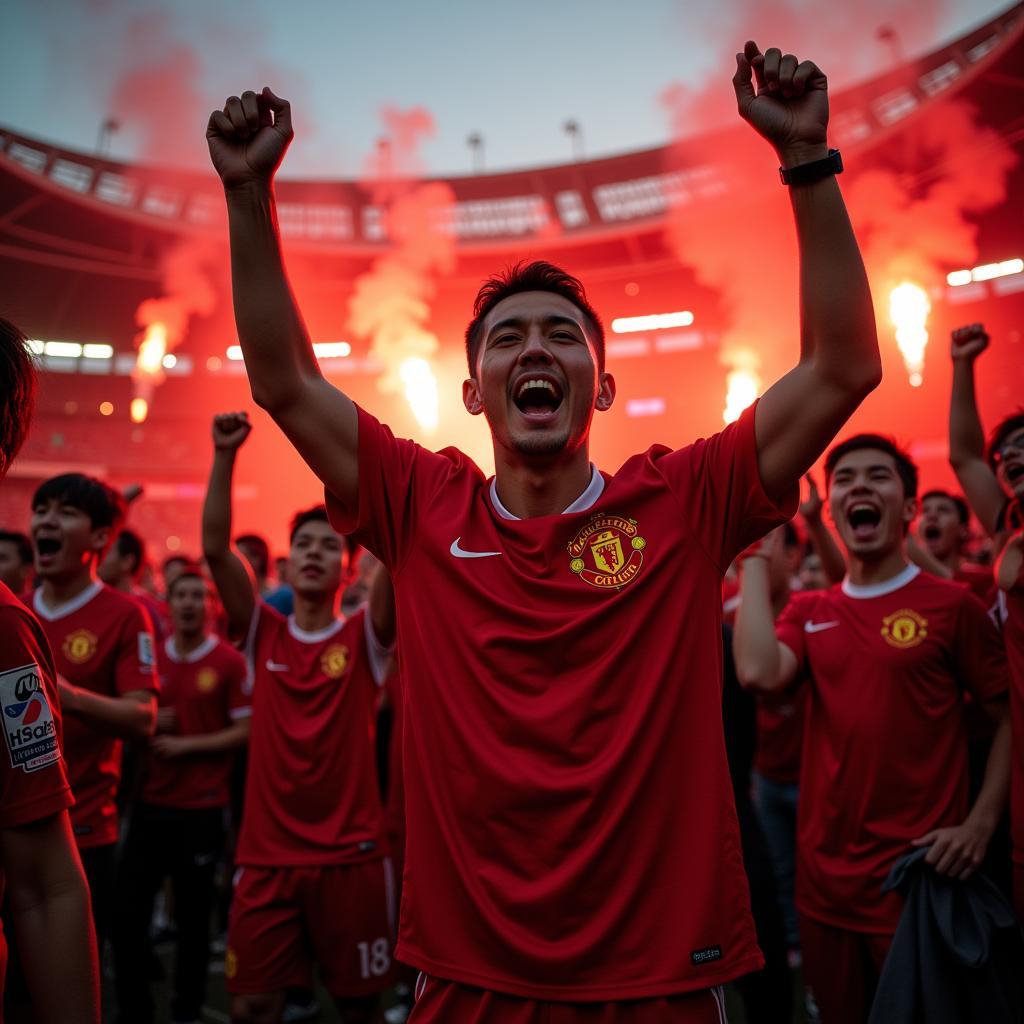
226, 859, 396, 997
799, 915, 893, 1024
408, 976, 728, 1023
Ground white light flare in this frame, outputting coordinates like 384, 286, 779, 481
889, 283, 930, 388
723, 368, 760, 424
611, 311, 695, 334
130, 398, 149, 424
399, 357, 439, 432
136, 322, 168, 376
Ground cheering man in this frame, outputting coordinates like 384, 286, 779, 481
208, 41, 881, 1022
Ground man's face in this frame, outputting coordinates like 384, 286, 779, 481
799, 553, 828, 591
917, 495, 965, 560
97, 545, 132, 587
0, 541, 29, 592
994, 426, 1024, 502
30, 498, 108, 582
463, 292, 615, 459
828, 449, 915, 559
288, 520, 344, 601
162, 558, 188, 593
168, 576, 210, 635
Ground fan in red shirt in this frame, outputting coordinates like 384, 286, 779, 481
207, 37, 882, 1023
202, 412, 396, 1024
916, 489, 995, 602
0, 318, 100, 1023
112, 564, 250, 1024
27, 472, 158, 949
735, 434, 1011, 1024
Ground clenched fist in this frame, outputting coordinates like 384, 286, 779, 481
950, 323, 989, 363
212, 411, 252, 452
733, 41, 829, 163
207, 87, 293, 190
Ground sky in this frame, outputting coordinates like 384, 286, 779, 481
1, 0, 1010, 178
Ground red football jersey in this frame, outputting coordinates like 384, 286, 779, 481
143, 635, 250, 809
776, 566, 1009, 933
753, 689, 806, 785
30, 581, 158, 848
326, 402, 795, 1000
1001, 556, 1024, 868
0, 584, 74, 980
955, 563, 996, 605
236, 603, 390, 867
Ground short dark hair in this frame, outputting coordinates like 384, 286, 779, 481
824, 434, 918, 500
464, 261, 605, 374
32, 473, 125, 531
235, 533, 270, 577
986, 410, 1024, 470
0, 319, 37, 479
0, 530, 32, 565
166, 562, 207, 597
113, 529, 145, 573
288, 506, 331, 545
162, 554, 190, 574
920, 489, 969, 525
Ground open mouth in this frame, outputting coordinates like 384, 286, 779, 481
1005, 463, 1024, 486
34, 537, 62, 564
512, 377, 564, 420
922, 524, 941, 542
847, 503, 881, 540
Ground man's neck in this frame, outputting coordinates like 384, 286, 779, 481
292, 590, 338, 633
846, 545, 910, 587
492, 445, 593, 519
174, 629, 207, 656
42, 568, 96, 608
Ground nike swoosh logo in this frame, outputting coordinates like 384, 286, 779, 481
266, 660, 291, 672
450, 538, 502, 559
804, 621, 840, 634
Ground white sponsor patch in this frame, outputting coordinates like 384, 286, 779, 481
138, 632, 155, 668
0, 662, 60, 773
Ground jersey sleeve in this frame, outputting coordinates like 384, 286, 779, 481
953, 589, 1010, 704
0, 605, 73, 829
653, 400, 799, 571
324, 405, 460, 572
113, 600, 159, 695
775, 593, 811, 673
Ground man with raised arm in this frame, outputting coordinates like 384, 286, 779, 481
202, 413, 396, 1024
208, 41, 880, 1023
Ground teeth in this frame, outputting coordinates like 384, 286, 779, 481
517, 379, 557, 399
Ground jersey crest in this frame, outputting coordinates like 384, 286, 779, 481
320, 643, 349, 679
196, 666, 219, 693
63, 628, 98, 664
567, 513, 647, 590
881, 608, 928, 650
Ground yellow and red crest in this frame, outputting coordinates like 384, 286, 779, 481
567, 514, 647, 590
196, 667, 219, 693
63, 628, 98, 665
321, 644, 349, 679
881, 608, 928, 649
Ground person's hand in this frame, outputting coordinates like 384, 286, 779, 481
207, 87, 293, 191
151, 735, 194, 759
800, 474, 823, 524
950, 323, 989, 363
733, 41, 829, 163
122, 483, 144, 505
740, 526, 783, 563
57, 676, 80, 715
155, 707, 178, 734
212, 412, 252, 452
912, 821, 992, 880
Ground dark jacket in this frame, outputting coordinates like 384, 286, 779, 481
868, 847, 1024, 1024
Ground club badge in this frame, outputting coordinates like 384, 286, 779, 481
63, 628, 98, 664
881, 608, 928, 650
567, 513, 647, 590
321, 644, 349, 679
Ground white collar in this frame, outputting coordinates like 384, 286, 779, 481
33, 580, 103, 621
165, 634, 218, 663
489, 464, 605, 521
842, 563, 920, 599
287, 615, 345, 644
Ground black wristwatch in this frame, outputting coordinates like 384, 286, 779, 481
779, 148, 843, 186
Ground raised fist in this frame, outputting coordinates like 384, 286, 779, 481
212, 411, 252, 452
206, 87, 293, 190
799, 473, 823, 524
733, 41, 828, 159
950, 323, 989, 363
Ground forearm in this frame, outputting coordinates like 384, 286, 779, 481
965, 713, 1011, 835
805, 518, 846, 585
783, 148, 879, 386
64, 688, 155, 739
179, 720, 250, 755
949, 361, 986, 466
733, 560, 785, 690
13, 882, 99, 1024
203, 450, 238, 558
225, 183, 320, 411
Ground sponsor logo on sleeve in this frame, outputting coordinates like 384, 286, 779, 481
0, 663, 60, 773
567, 513, 647, 590
881, 608, 928, 649
138, 632, 155, 668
